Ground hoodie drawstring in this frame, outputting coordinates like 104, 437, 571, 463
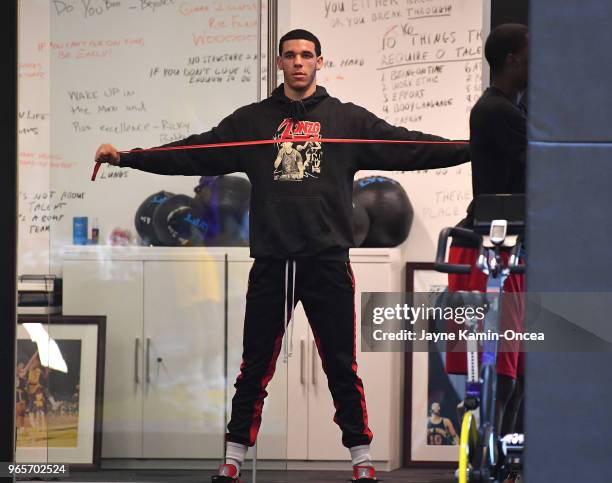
282, 259, 297, 362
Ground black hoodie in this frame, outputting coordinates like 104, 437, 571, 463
119, 85, 470, 261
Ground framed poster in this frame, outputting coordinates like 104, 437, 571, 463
403, 263, 465, 466
16, 315, 105, 469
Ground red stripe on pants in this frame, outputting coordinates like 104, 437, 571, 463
248, 328, 284, 445
348, 262, 373, 442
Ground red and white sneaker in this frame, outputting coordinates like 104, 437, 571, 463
211, 463, 242, 482
351, 465, 380, 482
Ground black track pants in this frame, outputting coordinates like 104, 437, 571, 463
226, 258, 373, 449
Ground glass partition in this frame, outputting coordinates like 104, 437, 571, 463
18, 0, 289, 481
16, 0, 53, 471
17, 0, 489, 480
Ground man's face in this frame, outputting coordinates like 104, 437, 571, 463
277, 39, 323, 92
431, 402, 441, 415
283, 142, 293, 153
508, 38, 528, 90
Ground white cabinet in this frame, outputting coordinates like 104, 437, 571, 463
63, 248, 227, 460
141, 261, 225, 458
63, 247, 403, 470
63, 259, 144, 458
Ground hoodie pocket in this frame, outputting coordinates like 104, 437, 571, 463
264, 194, 336, 255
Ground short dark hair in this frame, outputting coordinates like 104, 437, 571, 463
484, 23, 528, 75
278, 29, 321, 57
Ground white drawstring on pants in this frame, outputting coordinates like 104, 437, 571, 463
282, 260, 297, 363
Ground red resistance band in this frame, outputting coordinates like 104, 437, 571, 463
91, 136, 468, 181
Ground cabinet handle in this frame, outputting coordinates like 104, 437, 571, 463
312, 340, 317, 385
146, 337, 151, 384
300, 339, 305, 385
134, 338, 140, 384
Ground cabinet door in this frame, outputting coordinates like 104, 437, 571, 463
63, 260, 144, 458
142, 261, 225, 458
307, 262, 395, 461
226, 260, 290, 461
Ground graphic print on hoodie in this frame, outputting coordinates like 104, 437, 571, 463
273, 118, 322, 181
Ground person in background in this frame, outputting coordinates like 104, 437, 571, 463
445, 23, 528, 483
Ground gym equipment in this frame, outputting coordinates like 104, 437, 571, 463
134, 191, 175, 245
151, 194, 208, 247
192, 175, 251, 246
192, 177, 221, 241
214, 175, 250, 214
352, 199, 370, 247
353, 176, 413, 247
434, 194, 525, 483
472, 194, 525, 236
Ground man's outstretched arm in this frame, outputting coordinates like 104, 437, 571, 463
95, 112, 243, 176
351, 106, 470, 172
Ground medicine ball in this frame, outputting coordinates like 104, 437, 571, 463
352, 199, 370, 247
152, 194, 208, 246
134, 191, 175, 246
192, 175, 251, 246
215, 175, 251, 215
215, 175, 251, 246
353, 176, 414, 247
192, 177, 221, 241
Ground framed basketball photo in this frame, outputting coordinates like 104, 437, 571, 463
15, 315, 106, 469
403, 263, 464, 466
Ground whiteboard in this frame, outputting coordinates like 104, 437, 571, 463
286, 0, 483, 262
19, 0, 264, 274
18, 0, 483, 274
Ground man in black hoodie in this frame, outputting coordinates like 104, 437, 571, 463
95, 29, 470, 483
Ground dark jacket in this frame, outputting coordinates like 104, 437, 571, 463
470, 86, 526, 196
449, 87, 527, 252
457, 86, 527, 232
120, 85, 470, 260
